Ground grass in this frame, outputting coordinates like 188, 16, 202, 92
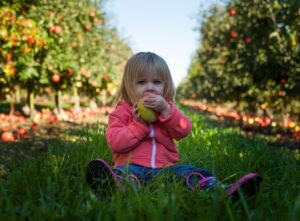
0, 104, 299, 220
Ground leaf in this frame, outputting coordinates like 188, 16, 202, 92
19, 67, 39, 80
269, 31, 279, 39
39, 76, 49, 84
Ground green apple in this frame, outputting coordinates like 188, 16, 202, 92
137, 97, 158, 123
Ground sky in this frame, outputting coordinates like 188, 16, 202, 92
104, 0, 220, 87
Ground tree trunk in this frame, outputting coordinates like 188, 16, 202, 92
102, 90, 107, 106
9, 90, 15, 116
73, 86, 81, 112
54, 89, 64, 115
235, 99, 241, 115
29, 90, 35, 119
26, 82, 36, 119
89, 99, 98, 111
15, 86, 20, 103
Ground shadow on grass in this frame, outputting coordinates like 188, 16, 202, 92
0, 122, 107, 168
0, 102, 91, 114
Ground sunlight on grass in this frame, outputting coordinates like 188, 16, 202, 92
0, 106, 299, 220
293, 149, 300, 160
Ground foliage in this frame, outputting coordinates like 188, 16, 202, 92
177, 0, 300, 118
0, 5, 48, 94
0, 0, 132, 113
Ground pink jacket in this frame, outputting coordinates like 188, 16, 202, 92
106, 101, 192, 168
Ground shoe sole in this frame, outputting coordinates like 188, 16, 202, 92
85, 159, 118, 193
226, 173, 262, 201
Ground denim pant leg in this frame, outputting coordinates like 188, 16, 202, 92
159, 164, 215, 188
113, 164, 156, 183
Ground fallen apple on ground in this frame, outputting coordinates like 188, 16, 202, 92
1, 131, 14, 142
18, 128, 27, 137
137, 97, 158, 123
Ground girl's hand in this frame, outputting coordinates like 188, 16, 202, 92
142, 94, 171, 118
132, 102, 149, 126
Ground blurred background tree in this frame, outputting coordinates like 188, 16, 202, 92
177, 0, 300, 121
0, 0, 132, 117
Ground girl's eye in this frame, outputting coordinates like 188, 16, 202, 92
137, 80, 145, 84
154, 80, 161, 84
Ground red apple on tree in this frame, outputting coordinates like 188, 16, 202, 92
230, 30, 238, 38
6, 53, 12, 61
45, 88, 52, 94
26, 36, 35, 44
84, 24, 90, 30
103, 74, 109, 80
229, 9, 236, 15
89, 11, 95, 17
54, 25, 63, 34
245, 38, 251, 43
52, 74, 60, 83
49, 26, 55, 32
66, 70, 73, 76
71, 42, 77, 48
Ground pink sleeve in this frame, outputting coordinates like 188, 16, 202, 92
158, 103, 192, 141
106, 110, 150, 153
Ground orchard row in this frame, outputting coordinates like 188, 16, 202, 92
0, 105, 114, 142
0, 0, 132, 117
180, 100, 300, 140
177, 0, 299, 120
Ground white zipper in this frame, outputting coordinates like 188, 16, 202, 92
149, 123, 156, 168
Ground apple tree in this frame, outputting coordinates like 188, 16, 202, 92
0, 5, 48, 116
178, 0, 300, 120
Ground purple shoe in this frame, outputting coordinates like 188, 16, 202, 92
186, 171, 216, 191
126, 174, 141, 190
225, 173, 262, 201
85, 159, 141, 193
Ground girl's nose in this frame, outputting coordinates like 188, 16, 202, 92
145, 83, 156, 94
146, 82, 153, 90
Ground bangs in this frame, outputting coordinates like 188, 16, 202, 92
134, 57, 166, 82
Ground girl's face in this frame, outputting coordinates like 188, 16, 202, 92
134, 70, 164, 102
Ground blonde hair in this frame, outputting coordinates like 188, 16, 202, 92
113, 52, 176, 106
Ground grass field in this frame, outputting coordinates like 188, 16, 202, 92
0, 105, 299, 220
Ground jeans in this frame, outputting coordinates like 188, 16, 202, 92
113, 164, 215, 188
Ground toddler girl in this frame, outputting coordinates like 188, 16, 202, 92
85, 52, 262, 199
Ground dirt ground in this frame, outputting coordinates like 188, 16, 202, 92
1, 105, 299, 151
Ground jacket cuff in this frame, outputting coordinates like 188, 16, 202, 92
158, 102, 178, 125
128, 118, 151, 140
